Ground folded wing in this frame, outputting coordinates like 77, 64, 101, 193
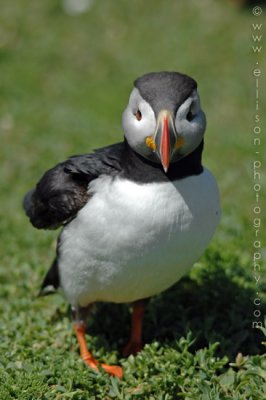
23, 143, 123, 229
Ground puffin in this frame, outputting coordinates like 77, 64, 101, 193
23, 71, 220, 379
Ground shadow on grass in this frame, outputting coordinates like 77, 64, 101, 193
87, 251, 266, 360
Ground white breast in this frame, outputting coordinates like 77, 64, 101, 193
58, 169, 220, 307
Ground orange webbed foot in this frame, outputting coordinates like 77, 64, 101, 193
74, 322, 123, 379
100, 363, 123, 379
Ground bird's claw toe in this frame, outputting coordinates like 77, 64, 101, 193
83, 357, 123, 378
100, 363, 123, 379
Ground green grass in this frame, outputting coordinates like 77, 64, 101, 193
0, 1, 265, 398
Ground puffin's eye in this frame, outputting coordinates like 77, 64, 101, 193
135, 110, 142, 121
186, 110, 194, 122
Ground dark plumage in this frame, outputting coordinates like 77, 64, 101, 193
40, 257, 60, 295
23, 143, 123, 230
135, 71, 197, 115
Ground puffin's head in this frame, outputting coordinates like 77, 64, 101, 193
122, 71, 206, 172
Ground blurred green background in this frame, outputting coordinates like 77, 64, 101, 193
0, 1, 265, 398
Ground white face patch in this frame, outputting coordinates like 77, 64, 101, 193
122, 88, 157, 157
174, 90, 206, 156
122, 87, 206, 163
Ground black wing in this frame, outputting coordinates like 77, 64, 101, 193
23, 142, 124, 229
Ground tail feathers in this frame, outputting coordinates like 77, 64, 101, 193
38, 284, 57, 297
39, 258, 60, 297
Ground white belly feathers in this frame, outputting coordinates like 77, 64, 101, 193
58, 169, 220, 307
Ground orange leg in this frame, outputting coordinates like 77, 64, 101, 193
74, 323, 123, 379
123, 300, 147, 357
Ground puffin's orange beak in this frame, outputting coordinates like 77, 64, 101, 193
153, 110, 184, 173
160, 114, 171, 173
